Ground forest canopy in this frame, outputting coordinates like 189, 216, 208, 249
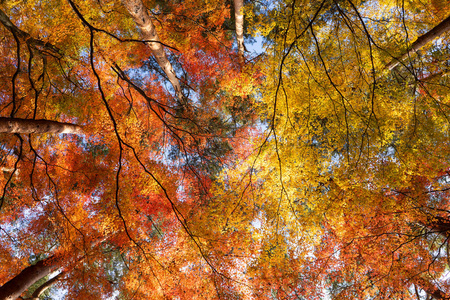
0, 0, 450, 299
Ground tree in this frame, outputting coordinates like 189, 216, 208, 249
2, 0, 450, 299
202, 0, 450, 298
120, 0, 184, 103
0, 0, 255, 298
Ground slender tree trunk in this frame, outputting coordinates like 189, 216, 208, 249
0, 118, 83, 134
233, 0, 245, 65
411, 276, 448, 300
386, 15, 450, 70
121, 0, 184, 103
0, 257, 57, 300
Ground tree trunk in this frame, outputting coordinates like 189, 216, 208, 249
385, 14, 450, 70
0, 118, 83, 134
0, 235, 109, 300
418, 217, 450, 240
0, 257, 56, 300
411, 276, 448, 300
428, 218, 450, 239
233, 0, 245, 65
121, 0, 184, 104
29, 272, 63, 300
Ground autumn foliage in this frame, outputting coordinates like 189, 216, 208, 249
1, 0, 450, 299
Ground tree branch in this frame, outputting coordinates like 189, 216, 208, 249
0, 8, 62, 56
0, 117, 83, 134
385, 14, 450, 70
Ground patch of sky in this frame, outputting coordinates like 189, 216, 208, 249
0, 196, 52, 259
251, 218, 261, 229
246, 35, 265, 55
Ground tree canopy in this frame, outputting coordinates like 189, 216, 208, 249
1, 0, 450, 299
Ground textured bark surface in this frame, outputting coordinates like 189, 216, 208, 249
386, 15, 450, 70
121, 0, 183, 103
0, 118, 83, 134
0, 257, 55, 300
233, 0, 245, 64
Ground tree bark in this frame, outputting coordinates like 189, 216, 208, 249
0, 118, 83, 134
0, 257, 56, 300
29, 272, 63, 299
0, 235, 109, 300
385, 15, 450, 70
233, 0, 245, 65
121, 0, 184, 103
0, 9, 61, 56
